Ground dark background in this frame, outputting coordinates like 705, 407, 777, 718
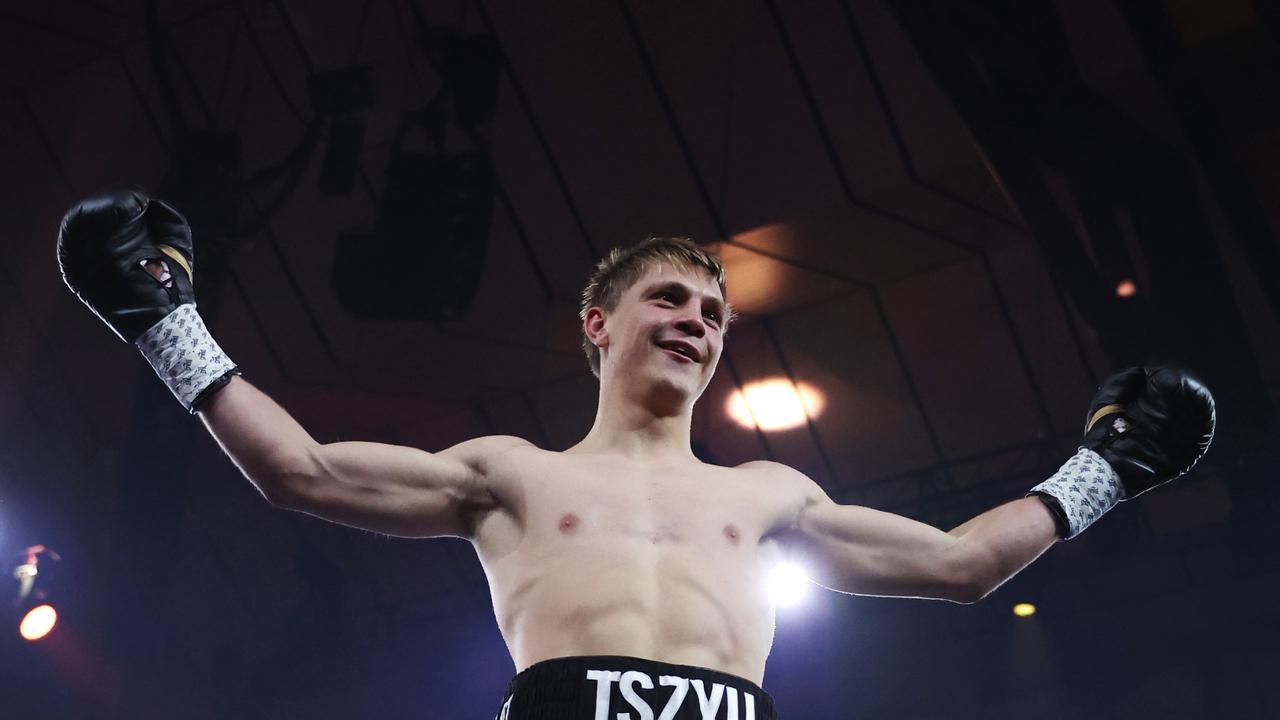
2, 0, 1279, 718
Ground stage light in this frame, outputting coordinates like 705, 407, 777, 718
727, 378, 826, 432
11, 545, 61, 640
1115, 279, 1137, 297
19, 604, 57, 641
768, 562, 812, 608
1013, 602, 1037, 617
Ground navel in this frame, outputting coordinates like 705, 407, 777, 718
723, 523, 741, 546
558, 513, 581, 534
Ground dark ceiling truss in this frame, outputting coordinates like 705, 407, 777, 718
7, 0, 1086, 511
0, 8, 113, 57
13, 0, 1083, 481
147, 5, 345, 373
20, 95, 76, 196
0, 251, 102, 451
610, 0, 843, 477
105, 33, 323, 383
116, 55, 173, 154
4, 95, 105, 448
209, 9, 245, 119
759, 0, 1067, 461
0, 2, 264, 96
1054, 282, 1101, 387
224, 269, 291, 378
347, 0, 377, 67
759, 317, 842, 484
615, 0, 953, 490
833, 0, 1021, 232
62, 0, 131, 18
472, 0, 602, 260
870, 435, 1061, 525
1115, 0, 1280, 324
719, 354, 778, 462
127, 0, 581, 389
613, 0, 969, 492
238, 3, 311, 126
613, 0, 729, 242
396, 0, 565, 304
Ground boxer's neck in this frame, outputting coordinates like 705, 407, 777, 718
570, 376, 698, 463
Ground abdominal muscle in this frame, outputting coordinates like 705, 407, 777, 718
479, 519, 781, 685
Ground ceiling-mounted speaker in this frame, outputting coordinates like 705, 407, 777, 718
311, 66, 377, 197
333, 150, 494, 322
318, 117, 364, 196
308, 65, 377, 116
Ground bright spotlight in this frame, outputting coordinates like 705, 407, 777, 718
768, 562, 812, 607
727, 377, 826, 432
1013, 602, 1037, 618
19, 604, 57, 641
11, 545, 62, 640
1115, 279, 1137, 298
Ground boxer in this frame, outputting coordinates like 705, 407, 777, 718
58, 190, 1215, 718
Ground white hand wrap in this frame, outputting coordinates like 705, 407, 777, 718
1029, 447, 1126, 539
135, 303, 238, 412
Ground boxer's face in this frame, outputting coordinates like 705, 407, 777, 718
590, 263, 726, 407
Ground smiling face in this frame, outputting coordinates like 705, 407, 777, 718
584, 262, 729, 409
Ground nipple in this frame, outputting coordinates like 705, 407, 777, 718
723, 524, 741, 546
558, 513, 581, 534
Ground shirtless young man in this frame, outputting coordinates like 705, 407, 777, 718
58, 190, 1215, 719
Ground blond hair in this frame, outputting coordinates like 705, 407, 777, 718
579, 237, 730, 378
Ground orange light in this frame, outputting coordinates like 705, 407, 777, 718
1012, 602, 1037, 618
1115, 279, 1137, 298
727, 377, 826, 432
19, 604, 57, 641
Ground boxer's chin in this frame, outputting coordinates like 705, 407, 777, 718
640, 365, 697, 411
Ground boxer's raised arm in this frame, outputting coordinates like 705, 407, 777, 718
199, 375, 516, 538
55, 190, 520, 540
768, 464, 1055, 603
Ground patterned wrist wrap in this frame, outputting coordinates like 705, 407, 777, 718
1028, 448, 1125, 540
135, 303, 238, 413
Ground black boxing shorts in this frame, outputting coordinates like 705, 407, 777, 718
494, 655, 778, 720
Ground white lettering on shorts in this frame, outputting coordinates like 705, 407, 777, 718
618, 671, 656, 720
588, 667, 758, 720
690, 679, 725, 719
657, 675, 689, 720
587, 670, 623, 720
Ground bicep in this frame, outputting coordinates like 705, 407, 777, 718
278, 436, 515, 539
779, 491, 976, 602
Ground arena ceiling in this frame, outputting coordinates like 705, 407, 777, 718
2, 1, 1278, 718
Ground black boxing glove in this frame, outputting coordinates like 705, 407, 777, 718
57, 189, 239, 412
1029, 366, 1216, 539
57, 189, 196, 342
1081, 366, 1215, 496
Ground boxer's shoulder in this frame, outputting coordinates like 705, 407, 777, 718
732, 459, 817, 494
442, 434, 535, 458
732, 460, 826, 530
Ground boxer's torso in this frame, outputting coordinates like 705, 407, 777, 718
469, 441, 811, 685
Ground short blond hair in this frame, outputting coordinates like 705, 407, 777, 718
579, 237, 730, 378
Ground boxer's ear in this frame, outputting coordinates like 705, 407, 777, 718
583, 306, 609, 349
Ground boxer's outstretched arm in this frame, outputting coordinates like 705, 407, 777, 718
771, 464, 1056, 603
199, 375, 517, 538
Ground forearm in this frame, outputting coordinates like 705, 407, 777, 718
946, 497, 1058, 600
197, 375, 321, 503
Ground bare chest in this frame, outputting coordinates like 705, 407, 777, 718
493, 454, 781, 553
529, 456, 768, 545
